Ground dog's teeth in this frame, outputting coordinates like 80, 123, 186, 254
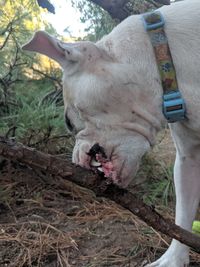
90, 159, 101, 167
97, 167, 103, 172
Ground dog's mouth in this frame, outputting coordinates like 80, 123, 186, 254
87, 143, 117, 181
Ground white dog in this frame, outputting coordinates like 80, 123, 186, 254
23, 0, 200, 266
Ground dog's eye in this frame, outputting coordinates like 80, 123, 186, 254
65, 114, 74, 132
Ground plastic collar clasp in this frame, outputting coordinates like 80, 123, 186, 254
142, 11, 165, 31
163, 91, 186, 123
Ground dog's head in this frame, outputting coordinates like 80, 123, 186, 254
23, 31, 162, 187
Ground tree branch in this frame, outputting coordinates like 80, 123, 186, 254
154, 0, 170, 4
0, 135, 200, 254
91, 0, 129, 21
89, 0, 170, 21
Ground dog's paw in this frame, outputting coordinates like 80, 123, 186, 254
145, 259, 189, 267
145, 240, 189, 267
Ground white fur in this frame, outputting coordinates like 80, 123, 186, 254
22, 1, 200, 266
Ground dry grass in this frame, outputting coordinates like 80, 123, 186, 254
0, 222, 79, 267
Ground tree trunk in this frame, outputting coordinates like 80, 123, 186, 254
0, 136, 200, 253
90, 0, 170, 21
91, 0, 129, 21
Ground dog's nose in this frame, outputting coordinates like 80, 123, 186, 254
87, 143, 107, 159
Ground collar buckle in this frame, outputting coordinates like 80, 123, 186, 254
142, 11, 165, 31
163, 91, 186, 123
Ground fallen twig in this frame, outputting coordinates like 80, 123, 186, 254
0, 135, 200, 253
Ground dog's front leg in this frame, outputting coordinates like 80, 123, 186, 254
146, 135, 200, 267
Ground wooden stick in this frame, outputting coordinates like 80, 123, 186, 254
0, 136, 200, 253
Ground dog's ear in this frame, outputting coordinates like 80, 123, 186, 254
22, 31, 65, 66
22, 31, 106, 75
22, 31, 83, 68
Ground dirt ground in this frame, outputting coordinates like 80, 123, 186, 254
0, 130, 200, 267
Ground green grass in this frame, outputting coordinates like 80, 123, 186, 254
138, 155, 175, 207
143, 172, 175, 206
0, 79, 66, 146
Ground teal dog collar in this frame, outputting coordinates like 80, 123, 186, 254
142, 11, 186, 123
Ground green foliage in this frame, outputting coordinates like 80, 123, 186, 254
0, 0, 61, 112
72, 0, 117, 41
138, 155, 175, 206
0, 80, 66, 143
0, 0, 41, 72
143, 171, 174, 206
0, 0, 66, 150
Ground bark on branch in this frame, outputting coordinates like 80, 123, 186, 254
90, 0, 170, 21
0, 136, 200, 254
91, 0, 129, 21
